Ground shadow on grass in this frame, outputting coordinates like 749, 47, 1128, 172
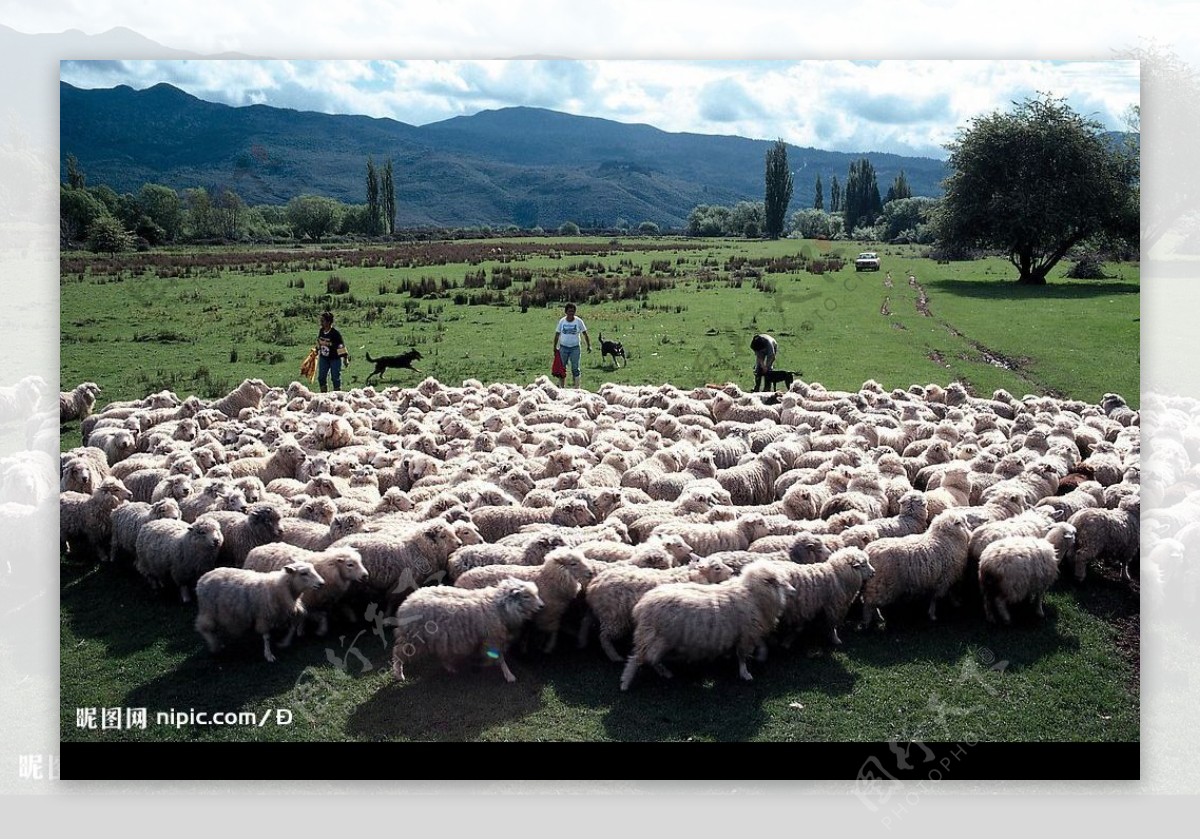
346, 665, 545, 741
926, 278, 1140, 301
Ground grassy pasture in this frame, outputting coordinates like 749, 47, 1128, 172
60, 236, 1139, 744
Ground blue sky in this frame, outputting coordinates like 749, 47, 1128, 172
58, 59, 1140, 159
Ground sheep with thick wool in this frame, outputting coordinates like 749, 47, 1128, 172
773, 547, 876, 645
860, 510, 975, 627
279, 510, 366, 552
715, 451, 785, 507
967, 506, 1058, 566
454, 547, 593, 652
134, 517, 224, 602
195, 560, 325, 662
60, 382, 101, 424
575, 533, 696, 568
243, 545, 368, 636
468, 496, 596, 543
583, 557, 733, 661
1068, 494, 1140, 581
446, 532, 568, 580
59, 476, 132, 562
210, 378, 270, 418
648, 512, 772, 557
197, 502, 285, 568
108, 497, 182, 563
332, 518, 463, 608
391, 577, 544, 683
978, 523, 1076, 623
840, 491, 929, 550
1035, 481, 1106, 522
226, 438, 308, 484
620, 559, 794, 689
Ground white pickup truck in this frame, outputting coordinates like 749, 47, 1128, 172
855, 251, 881, 272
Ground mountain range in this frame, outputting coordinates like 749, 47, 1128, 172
60, 81, 951, 229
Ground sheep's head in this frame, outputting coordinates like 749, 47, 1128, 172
190, 519, 224, 550
284, 561, 325, 592
497, 578, 544, 624
330, 548, 369, 582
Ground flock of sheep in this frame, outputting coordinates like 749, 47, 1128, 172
58, 373, 1140, 690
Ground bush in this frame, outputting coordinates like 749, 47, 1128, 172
86, 216, 136, 253
326, 274, 351, 294
637, 221, 660, 235
558, 221, 581, 236
1065, 253, 1111, 279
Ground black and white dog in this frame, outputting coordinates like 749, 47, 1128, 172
364, 349, 423, 385
599, 334, 628, 368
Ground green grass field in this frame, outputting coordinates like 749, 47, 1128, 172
60, 236, 1140, 743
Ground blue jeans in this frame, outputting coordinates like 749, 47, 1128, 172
558, 344, 582, 377
318, 355, 342, 391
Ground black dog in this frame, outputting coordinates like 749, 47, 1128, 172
757, 368, 796, 392
599, 334, 628, 368
364, 349, 423, 385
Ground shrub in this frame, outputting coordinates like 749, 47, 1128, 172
1065, 253, 1111, 279
87, 216, 136, 253
326, 274, 350, 294
637, 221, 660, 235
558, 221, 581, 236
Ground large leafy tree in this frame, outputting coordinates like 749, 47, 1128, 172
937, 94, 1138, 284
843, 158, 883, 233
763, 139, 793, 239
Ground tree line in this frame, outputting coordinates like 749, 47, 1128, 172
60, 155, 401, 252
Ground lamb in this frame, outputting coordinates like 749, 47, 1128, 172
197, 502, 285, 568
454, 547, 594, 652
59, 476, 132, 562
839, 491, 929, 550
468, 497, 596, 543
648, 513, 772, 557
773, 547, 876, 645
332, 519, 463, 609
583, 558, 734, 661
1068, 495, 1140, 582
860, 510, 975, 627
134, 517, 225, 602
108, 497, 182, 563
446, 532, 569, 581
194, 561, 326, 662
60, 382, 102, 423
243, 545, 369, 636
60, 455, 101, 495
211, 378, 270, 418
979, 523, 1077, 623
391, 578, 544, 683
619, 560, 794, 689
87, 427, 138, 466
1035, 481, 1106, 522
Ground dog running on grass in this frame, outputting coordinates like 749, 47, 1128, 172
599, 334, 629, 368
364, 349, 423, 386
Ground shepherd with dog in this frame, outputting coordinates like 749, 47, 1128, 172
751, 332, 795, 392
553, 303, 592, 388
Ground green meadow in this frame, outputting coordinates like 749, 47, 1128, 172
60, 236, 1139, 743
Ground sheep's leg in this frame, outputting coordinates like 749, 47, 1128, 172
196, 619, 221, 653
994, 599, 1012, 625
1034, 593, 1045, 618
737, 656, 754, 682
497, 655, 517, 683
179, 585, 192, 604
599, 634, 624, 663
279, 622, 297, 649
754, 642, 769, 663
828, 624, 843, 646
651, 662, 673, 679
542, 628, 559, 654
262, 633, 277, 663
316, 612, 330, 637
982, 596, 996, 624
927, 597, 938, 621
576, 614, 592, 648
620, 654, 642, 691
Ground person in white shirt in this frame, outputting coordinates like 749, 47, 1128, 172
553, 303, 592, 388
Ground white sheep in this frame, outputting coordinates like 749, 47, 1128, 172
1068, 495, 1140, 582
108, 497, 182, 563
332, 519, 463, 609
391, 578, 544, 683
279, 510, 366, 552
620, 560, 794, 689
967, 506, 1058, 566
468, 497, 596, 543
840, 491, 929, 549
225, 438, 308, 484
979, 523, 1077, 623
211, 378, 270, 418
446, 532, 568, 580
583, 557, 733, 661
243, 545, 369, 636
454, 547, 594, 652
773, 547, 876, 645
60, 381, 102, 423
648, 512, 771, 557
197, 502, 285, 568
860, 510, 975, 627
715, 451, 785, 507
59, 476, 132, 562
194, 561, 325, 662
134, 517, 225, 602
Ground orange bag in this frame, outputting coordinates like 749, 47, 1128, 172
300, 347, 318, 382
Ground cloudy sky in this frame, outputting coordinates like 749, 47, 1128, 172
58, 59, 1139, 159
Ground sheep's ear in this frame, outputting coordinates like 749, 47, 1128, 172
284, 565, 297, 575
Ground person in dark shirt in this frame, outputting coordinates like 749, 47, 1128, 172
316, 311, 350, 392
750, 333, 778, 392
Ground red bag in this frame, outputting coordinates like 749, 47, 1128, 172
552, 349, 566, 378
